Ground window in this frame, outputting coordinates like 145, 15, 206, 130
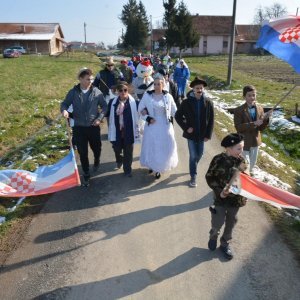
223, 41, 228, 48
203, 41, 207, 47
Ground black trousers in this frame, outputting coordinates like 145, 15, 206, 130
112, 139, 134, 174
73, 126, 102, 174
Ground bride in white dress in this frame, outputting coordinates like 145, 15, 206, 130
138, 74, 178, 178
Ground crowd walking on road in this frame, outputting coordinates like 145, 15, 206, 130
61, 55, 273, 259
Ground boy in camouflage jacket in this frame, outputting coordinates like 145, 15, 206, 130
205, 133, 247, 260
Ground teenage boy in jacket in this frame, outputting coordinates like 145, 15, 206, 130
61, 68, 107, 186
175, 77, 214, 187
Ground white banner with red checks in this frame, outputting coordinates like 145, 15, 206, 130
0, 150, 80, 197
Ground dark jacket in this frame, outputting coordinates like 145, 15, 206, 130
168, 81, 179, 107
206, 153, 247, 207
93, 68, 121, 96
61, 84, 107, 127
175, 91, 214, 141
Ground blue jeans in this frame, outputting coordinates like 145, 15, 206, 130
188, 139, 204, 178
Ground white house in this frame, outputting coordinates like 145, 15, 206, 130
152, 15, 260, 56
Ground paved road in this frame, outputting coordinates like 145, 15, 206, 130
0, 124, 299, 300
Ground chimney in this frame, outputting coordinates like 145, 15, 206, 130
21, 25, 26, 33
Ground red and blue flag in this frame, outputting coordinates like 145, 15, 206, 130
0, 149, 80, 197
256, 15, 300, 73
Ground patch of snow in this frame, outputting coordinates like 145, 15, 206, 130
251, 166, 291, 191
39, 154, 48, 160
291, 116, 300, 124
22, 155, 33, 162
211, 89, 242, 95
5, 161, 14, 168
216, 121, 224, 126
260, 150, 286, 168
269, 110, 300, 132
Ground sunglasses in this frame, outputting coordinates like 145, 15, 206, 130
118, 89, 128, 92
107, 64, 114, 67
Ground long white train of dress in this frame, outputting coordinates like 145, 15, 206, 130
140, 97, 178, 173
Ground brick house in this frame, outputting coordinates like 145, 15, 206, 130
151, 16, 260, 55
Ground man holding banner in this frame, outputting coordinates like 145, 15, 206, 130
61, 68, 107, 186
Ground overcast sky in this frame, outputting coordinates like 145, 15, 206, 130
0, 0, 299, 46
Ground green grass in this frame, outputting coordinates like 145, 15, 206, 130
0, 52, 101, 155
188, 55, 300, 260
0, 118, 69, 238
186, 55, 300, 115
0, 53, 299, 259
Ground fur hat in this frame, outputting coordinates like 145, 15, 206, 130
190, 76, 207, 88
105, 56, 115, 66
221, 133, 244, 148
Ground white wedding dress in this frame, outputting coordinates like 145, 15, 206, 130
140, 94, 178, 173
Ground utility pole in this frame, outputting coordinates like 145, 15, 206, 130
296, 7, 299, 16
150, 15, 153, 55
84, 22, 87, 51
227, 0, 237, 86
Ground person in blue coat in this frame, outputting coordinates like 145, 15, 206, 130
173, 59, 190, 103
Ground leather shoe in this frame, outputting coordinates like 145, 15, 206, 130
208, 239, 217, 251
220, 245, 234, 260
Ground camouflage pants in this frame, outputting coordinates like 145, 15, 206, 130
209, 206, 239, 247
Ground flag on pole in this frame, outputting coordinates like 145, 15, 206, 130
0, 149, 80, 197
256, 15, 300, 73
231, 172, 300, 210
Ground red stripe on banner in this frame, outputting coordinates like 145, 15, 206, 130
0, 171, 80, 198
240, 173, 300, 209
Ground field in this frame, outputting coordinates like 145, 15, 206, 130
0, 51, 101, 156
0, 52, 299, 261
186, 55, 300, 186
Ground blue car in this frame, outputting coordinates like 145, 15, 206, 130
3, 49, 21, 58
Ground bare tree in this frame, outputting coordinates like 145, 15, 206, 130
265, 2, 287, 18
254, 5, 265, 24
253, 2, 287, 24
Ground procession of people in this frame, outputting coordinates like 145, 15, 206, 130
61, 54, 273, 259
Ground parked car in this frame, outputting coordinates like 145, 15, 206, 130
9, 46, 26, 54
3, 49, 21, 58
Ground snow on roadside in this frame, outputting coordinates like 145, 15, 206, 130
0, 216, 6, 225
269, 110, 300, 132
208, 88, 299, 196
291, 116, 300, 124
251, 165, 291, 190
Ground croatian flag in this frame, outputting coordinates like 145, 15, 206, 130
231, 173, 300, 210
0, 149, 80, 197
256, 15, 300, 73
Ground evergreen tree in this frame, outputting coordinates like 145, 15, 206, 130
163, 0, 178, 50
120, 0, 149, 50
174, 1, 199, 57
163, 0, 199, 56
